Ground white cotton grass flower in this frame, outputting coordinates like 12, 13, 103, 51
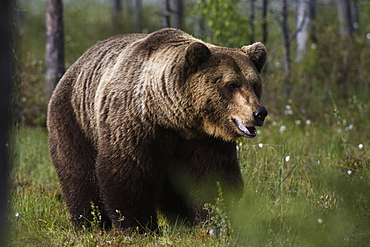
284, 104, 294, 115
358, 144, 364, 149
209, 226, 221, 238
344, 124, 353, 131
347, 170, 352, 175
258, 143, 264, 148
285, 156, 290, 162
295, 120, 302, 125
284, 109, 293, 115
15, 212, 20, 217
317, 218, 323, 224
257, 130, 261, 135
306, 119, 311, 125
279, 125, 286, 133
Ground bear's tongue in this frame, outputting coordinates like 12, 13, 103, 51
234, 119, 257, 137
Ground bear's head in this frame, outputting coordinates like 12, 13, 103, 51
185, 41, 268, 141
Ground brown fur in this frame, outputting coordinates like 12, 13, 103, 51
47, 28, 268, 231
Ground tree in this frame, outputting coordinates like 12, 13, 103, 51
112, 0, 122, 19
163, 0, 171, 28
281, 0, 291, 78
262, 0, 268, 44
134, 0, 142, 32
350, 0, 358, 29
173, 0, 183, 29
336, 0, 353, 37
0, 0, 13, 245
45, 0, 65, 101
197, 0, 247, 47
296, 0, 316, 63
249, 0, 256, 44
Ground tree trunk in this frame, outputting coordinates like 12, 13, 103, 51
45, 0, 65, 102
173, 0, 183, 29
134, 0, 142, 32
163, 0, 171, 28
112, 0, 122, 33
336, 0, 353, 37
249, 0, 256, 44
112, 0, 121, 20
282, 0, 290, 77
281, 0, 291, 95
0, 0, 13, 245
296, 0, 316, 63
262, 0, 268, 44
351, 0, 358, 29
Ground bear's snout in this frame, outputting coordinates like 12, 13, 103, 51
253, 107, 268, 126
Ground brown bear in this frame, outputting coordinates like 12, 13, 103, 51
47, 28, 268, 231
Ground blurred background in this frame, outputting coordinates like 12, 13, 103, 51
8, 0, 370, 246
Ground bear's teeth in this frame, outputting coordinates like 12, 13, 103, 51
234, 119, 257, 137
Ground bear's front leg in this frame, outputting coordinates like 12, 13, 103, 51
96, 154, 160, 231
177, 137, 244, 223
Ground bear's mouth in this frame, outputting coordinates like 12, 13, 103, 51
233, 119, 257, 138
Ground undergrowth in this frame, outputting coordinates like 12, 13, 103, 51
9, 100, 370, 246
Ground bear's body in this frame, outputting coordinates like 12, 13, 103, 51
47, 28, 268, 230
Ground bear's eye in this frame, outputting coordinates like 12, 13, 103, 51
228, 83, 239, 92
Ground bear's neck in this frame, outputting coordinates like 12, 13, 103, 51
139, 73, 200, 138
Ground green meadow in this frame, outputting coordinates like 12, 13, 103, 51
9, 0, 370, 246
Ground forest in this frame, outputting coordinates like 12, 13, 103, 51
5, 0, 370, 246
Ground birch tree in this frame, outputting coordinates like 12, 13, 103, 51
281, 0, 290, 78
134, 0, 142, 32
45, 0, 65, 101
296, 0, 316, 63
336, 0, 353, 37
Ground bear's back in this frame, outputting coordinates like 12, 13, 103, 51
48, 33, 147, 144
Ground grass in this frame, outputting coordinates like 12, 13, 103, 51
8, 102, 370, 246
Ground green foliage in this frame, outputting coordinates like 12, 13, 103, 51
13, 55, 47, 126
196, 0, 249, 47
203, 182, 233, 239
89, 202, 102, 229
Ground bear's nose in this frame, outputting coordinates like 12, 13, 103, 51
253, 107, 268, 126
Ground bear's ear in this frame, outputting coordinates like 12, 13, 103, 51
185, 42, 211, 68
241, 42, 268, 73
